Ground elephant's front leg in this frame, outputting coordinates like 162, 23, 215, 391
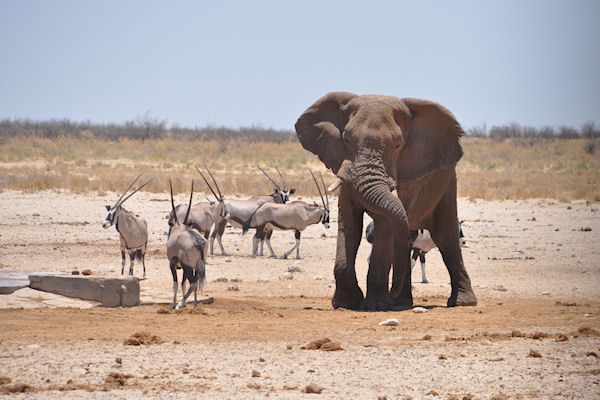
364, 216, 394, 311
390, 221, 413, 309
332, 186, 364, 310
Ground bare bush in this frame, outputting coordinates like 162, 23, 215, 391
581, 121, 600, 138
584, 140, 597, 155
558, 125, 579, 139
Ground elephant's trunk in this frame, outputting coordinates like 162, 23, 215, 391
349, 166, 407, 226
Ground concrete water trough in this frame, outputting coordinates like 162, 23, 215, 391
28, 273, 140, 307
0, 270, 140, 307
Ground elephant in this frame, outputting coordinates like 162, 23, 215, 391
295, 92, 477, 311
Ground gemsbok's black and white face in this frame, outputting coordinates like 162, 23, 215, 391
459, 220, 466, 247
322, 208, 330, 229
103, 205, 118, 229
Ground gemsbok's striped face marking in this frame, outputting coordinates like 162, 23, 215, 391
103, 205, 117, 228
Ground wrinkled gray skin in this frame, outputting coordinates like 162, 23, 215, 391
295, 92, 477, 311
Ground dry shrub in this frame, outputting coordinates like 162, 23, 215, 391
511, 329, 525, 338
528, 349, 542, 358
124, 331, 164, 346
301, 337, 343, 351
104, 372, 134, 388
577, 327, 600, 336
303, 382, 325, 394
300, 337, 332, 350
0, 383, 35, 394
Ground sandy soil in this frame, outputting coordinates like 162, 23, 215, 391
0, 190, 599, 399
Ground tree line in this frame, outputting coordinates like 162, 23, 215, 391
1, 116, 598, 142
467, 121, 600, 140
0, 115, 296, 143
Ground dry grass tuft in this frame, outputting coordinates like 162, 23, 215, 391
124, 331, 164, 346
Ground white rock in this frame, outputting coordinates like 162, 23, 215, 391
492, 284, 507, 292
379, 318, 400, 326
314, 275, 323, 280
280, 272, 294, 280
584, 313, 592, 318
542, 291, 550, 295
412, 307, 428, 314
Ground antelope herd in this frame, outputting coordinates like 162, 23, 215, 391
103, 166, 327, 308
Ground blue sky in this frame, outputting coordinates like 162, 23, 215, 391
1, 0, 599, 131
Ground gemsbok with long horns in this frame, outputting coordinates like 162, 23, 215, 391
167, 179, 207, 309
103, 174, 153, 279
243, 170, 330, 259
167, 166, 228, 245
209, 165, 296, 256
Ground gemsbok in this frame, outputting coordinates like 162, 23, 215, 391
167, 179, 207, 309
242, 170, 330, 259
209, 165, 296, 256
167, 166, 228, 244
365, 220, 466, 283
103, 174, 153, 279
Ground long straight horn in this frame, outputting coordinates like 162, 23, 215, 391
194, 166, 219, 200
256, 165, 281, 190
319, 172, 330, 209
183, 180, 194, 226
119, 178, 154, 205
204, 166, 223, 200
169, 179, 179, 225
114, 173, 143, 208
310, 170, 326, 208
275, 167, 288, 191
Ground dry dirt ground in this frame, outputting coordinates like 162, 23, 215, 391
0, 190, 599, 399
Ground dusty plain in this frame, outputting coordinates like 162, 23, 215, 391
0, 190, 599, 399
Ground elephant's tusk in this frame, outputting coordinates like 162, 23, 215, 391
327, 178, 342, 193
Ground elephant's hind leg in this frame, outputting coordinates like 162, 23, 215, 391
431, 191, 477, 307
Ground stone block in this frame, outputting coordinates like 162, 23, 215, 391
28, 274, 140, 307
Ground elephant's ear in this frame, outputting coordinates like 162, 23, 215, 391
295, 92, 357, 174
396, 98, 464, 183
